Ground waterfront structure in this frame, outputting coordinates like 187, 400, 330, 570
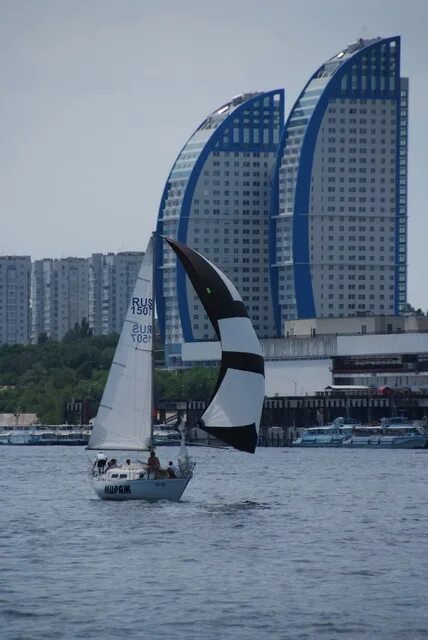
188, 392, 428, 446
88, 251, 144, 335
181, 314, 428, 396
0, 413, 39, 427
31, 258, 89, 341
270, 36, 408, 334
284, 314, 428, 338
157, 90, 284, 367
0, 256, 31, 345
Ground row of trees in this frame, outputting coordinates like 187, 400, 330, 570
0, 322, 217, 424
404, 303, 427, 316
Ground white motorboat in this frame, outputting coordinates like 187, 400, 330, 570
343, 417, 428, 449
292, 416, 428, 449
152, 424, 181, 446
292, 417, 360, 447
7, 429, 35, 445
0, 431, 13, 445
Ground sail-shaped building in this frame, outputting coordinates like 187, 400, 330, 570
157, 90, 284, 366
156, 35, 409, 366
270, 36, 408, 335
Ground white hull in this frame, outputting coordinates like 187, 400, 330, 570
7, 432, 33, 445
92, 475, 192, 501
343, 436, 428, 449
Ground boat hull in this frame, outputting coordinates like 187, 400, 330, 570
293, 436, 428, 449
342, 436, 428, 449
91, 476, 192, 501
152, 439, 181, 447
7, 433, 33, 445
292, 441, 346, 447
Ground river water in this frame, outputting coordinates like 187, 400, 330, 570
1, 445, 427, 640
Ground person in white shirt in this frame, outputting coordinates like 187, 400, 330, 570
93, 452, 107, 475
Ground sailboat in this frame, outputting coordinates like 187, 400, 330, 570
87, 234, 265, 501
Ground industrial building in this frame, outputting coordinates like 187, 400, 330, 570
182, 315, 428, 396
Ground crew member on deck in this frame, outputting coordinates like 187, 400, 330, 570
94, 452, 107, 475
167, 461, 177, 478
147, 451, 161, 478
106, 458, 119, 471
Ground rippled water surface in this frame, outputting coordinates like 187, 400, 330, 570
1, 446, 427, 640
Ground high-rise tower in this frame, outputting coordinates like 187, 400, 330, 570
0, 256, 31, 345
157, 90, 284, 367
88, 251, 144, 335
31, 258, 89, 341
270, 36, 408, 335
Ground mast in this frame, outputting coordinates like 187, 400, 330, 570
149, 230, 156, 452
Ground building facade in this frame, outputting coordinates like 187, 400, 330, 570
157, 90, 284, 367
88, 251, 144, 335
0, 256, 31, 345
31, 258, 89, 341
284, 314, 428, 338
181, 315, 428, 396
270, 36, 408, 334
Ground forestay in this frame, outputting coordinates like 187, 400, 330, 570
165, 237, 265, 453
87, 238, 154, 451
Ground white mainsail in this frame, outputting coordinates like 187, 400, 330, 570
87, 237, 154, 451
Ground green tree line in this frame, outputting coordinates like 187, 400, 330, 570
0, 322, 217, 424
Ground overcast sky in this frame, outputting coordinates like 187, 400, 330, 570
1, 0, 427, 307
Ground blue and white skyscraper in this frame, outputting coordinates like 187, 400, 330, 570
270, 36, 408, 335
157, 90, 284, 366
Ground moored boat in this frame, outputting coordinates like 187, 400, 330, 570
292, 416, 428, 449
152, 424, 182, 446
292, 417, 360, 447
7, 430, 35, 445
0, 431, 13, 445
343, 417, 428, 449
1, 426, 90, 445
